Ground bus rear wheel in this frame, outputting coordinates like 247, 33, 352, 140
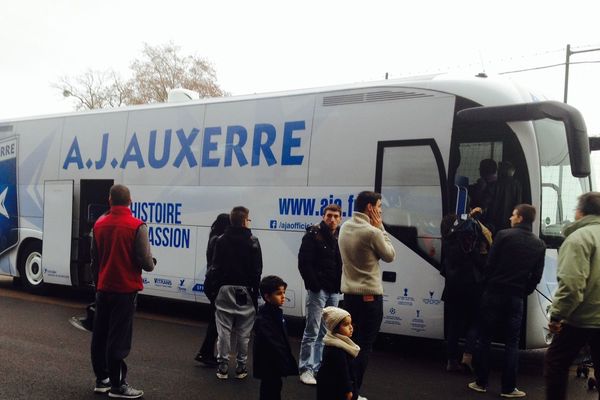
18, 241, 45, 293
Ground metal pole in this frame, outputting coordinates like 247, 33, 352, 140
563, 44, 571, 103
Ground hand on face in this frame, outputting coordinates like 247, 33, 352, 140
367, 201, 382, 228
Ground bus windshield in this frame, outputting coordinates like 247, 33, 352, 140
536, 119, 591, 244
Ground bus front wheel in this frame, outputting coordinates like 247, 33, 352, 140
18, 241, 45, 293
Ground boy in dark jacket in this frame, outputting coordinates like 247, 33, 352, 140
253, 275, 299, 400
316, 306, 360, 400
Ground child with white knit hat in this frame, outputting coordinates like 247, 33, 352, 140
316, 306, 360, 400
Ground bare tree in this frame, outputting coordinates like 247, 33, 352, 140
54, 69, 131, 111
128, 42, 226, 104
53, 42, 226, 110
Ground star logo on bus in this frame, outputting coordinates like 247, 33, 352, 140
0, 187, 8, 219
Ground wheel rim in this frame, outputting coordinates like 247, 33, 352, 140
25, 251, 43, 286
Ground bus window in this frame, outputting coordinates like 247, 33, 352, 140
375, 139, 446, 268
455, 141, 502, 183
449, 120, 530, 234
536, 119, 591, 247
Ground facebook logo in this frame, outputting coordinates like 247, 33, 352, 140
269, 220, 277, 229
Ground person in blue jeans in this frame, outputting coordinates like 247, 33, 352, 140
297, 204, 343, 385
468, 204, 545, 398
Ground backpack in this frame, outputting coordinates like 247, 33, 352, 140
203, 264, 222, 302
447, 217, 483, 254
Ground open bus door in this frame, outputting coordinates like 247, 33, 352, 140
42, 180, 74, 285
75, 179, 113, 286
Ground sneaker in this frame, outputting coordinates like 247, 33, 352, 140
94, 378, 111, 394
216, 363, 229, 379
235, 365, 248, 379
70, 316, 93, 333
299, 370, 317, 385
108, 383, 143, 399
194, 353, 218, 367
501, 388, 526, 398
357, 396, 368, 400
468, 382, 487, 393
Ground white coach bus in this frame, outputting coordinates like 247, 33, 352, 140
0, 74, 592, 348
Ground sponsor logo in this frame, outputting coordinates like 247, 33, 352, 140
423, 290, 442, 305
397, 288, 415, 306
411, 309, 426, 333
384, 307, 402, 326
192, 283, 205, 293
143, 278, 150, 285
178, 279, 186, 292
154, 278, 172, 288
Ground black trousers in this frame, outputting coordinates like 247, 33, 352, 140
259, 377, 282, 400
545, 324, 600, 400
91, 291, 137, 388
343, 294, 383, 392
198, 301, 218, 357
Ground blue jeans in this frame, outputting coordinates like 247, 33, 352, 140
298, 290, 341, 373
475, 293, 524, 394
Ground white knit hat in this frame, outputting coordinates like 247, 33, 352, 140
322, 306, 350, 332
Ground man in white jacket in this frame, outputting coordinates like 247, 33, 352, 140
338, 191, 396, 400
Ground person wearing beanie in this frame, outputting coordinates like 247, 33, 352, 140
317, 306, 360, 400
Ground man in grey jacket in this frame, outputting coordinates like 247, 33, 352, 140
545, 192, 600, 400
338, 191, 396, 400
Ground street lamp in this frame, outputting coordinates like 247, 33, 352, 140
563, 44, 600, 103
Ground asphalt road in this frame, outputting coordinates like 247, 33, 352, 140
0, 277, 596, 400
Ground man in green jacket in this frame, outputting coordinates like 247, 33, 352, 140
545, 192, 600, 400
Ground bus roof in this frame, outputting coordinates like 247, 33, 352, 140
0, 73, 539, 124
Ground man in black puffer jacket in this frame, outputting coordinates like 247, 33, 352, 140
297, 204, 343, 385
468, 204, 545, 398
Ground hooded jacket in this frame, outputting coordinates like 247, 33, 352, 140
211, 226, 262, 301
298, 221, 342, 293
550, 215, 600, 328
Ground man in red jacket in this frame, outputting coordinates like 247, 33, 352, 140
90, 185, 155, 399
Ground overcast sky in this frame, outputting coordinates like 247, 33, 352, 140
1, 0, 598, 133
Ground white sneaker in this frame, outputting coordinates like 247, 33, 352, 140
501, 388, 526, 398
299, 370, 317, 385
357, 396, 368, 400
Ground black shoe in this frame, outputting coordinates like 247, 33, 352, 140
69, 316, 93, 333
94, 378, 111, 394
194, 353, 218, 367
108, 383, 144, 399
216, 363, 229, 379
235, 365, 248, 379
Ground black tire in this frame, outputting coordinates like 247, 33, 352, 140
17, 241, 45, 294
